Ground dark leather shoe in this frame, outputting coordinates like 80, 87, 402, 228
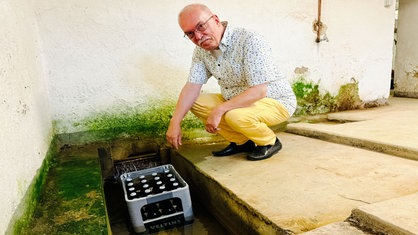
247, 138, 282, 161
212, 140, 255, 157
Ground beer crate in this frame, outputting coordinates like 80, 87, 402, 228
120, 164, 194, 234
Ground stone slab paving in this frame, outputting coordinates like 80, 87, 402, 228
299, 222, 371, 235
177, 132, 418, 233
286, 97, 418, 160
350, 193, 418, 235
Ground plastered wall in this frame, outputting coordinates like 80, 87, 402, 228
394, 0, 418, 97
1, 0, 397, 232
0, 0, 52, 233
33, 0, 396, 133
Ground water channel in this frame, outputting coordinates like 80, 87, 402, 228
105, 178, 228, 235
22, 140, 228, 234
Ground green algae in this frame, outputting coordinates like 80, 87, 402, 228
335, 78, 362, 111
10, 136, 58, 235
74, 99, 204, 142
292, 77, 337, 116
74, 83, 364, 141
19, 146, 107, 235
292, 76, 362, 116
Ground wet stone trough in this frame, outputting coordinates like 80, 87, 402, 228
98, 139, 229, 234
21, 138, 228, 235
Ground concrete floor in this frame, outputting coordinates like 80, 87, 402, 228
173, 97, 418, 234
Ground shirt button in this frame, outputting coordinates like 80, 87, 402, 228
218, 64, 220, 66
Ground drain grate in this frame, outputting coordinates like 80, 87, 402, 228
98, 146, 162, 182
114, 153, 161, 179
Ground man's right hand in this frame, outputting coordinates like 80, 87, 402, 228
166, 123, 182, 150
166, 82, 203, 150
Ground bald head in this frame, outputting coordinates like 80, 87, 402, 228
178, 4, 224, 51
178, 4, 212, 22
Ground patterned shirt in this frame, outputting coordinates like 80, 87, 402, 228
188, 23, 296, 115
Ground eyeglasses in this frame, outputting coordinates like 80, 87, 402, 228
184, 15, 214, 39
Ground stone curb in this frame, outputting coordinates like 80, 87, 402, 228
347, 193, 418, 235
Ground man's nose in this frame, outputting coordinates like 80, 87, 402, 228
194, 30, 204, 40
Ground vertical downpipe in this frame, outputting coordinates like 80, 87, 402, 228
316, 0, 322, 43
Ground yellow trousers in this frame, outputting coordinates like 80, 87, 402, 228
190, 93, 290, 146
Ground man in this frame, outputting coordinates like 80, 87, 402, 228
166, 4, 296, 161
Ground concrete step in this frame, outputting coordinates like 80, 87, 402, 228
299, 192, 418, 235
348, 193, 418, 235
286, 97, 418, 161
172, 133, 418, 234
284, 98, 418, 234
286, 122, 418, 161
299, 222, 371, 235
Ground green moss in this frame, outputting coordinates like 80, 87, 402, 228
74, 99, 204, 141
292, 76, 361, 116
11, 136, 59, 235
335, 78, 362, 111
292, 76, 337, 116
74, 83, 363, 139
20, 151, 107, 235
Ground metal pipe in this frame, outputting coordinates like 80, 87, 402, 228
316, 0, 322, 43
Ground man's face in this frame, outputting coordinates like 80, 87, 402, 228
179, 10, 221, 51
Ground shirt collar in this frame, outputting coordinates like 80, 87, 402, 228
218, 21, 230, 52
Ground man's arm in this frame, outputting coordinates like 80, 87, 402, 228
205, 83, 267, 133
166, 82, 203, 149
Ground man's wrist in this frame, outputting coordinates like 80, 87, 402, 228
216, 103, 230, 115
169, 118, 182, 126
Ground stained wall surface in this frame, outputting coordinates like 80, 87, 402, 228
0, 0, 53, 233
394, 0, 418, 97
33, 0, 396, 133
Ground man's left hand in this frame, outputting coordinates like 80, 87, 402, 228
205, 108, 223, 133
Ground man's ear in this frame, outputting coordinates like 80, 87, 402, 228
213, 15, 220, 24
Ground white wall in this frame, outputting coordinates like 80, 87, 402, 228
35, 0, 197, 133
33, 0, 396, 134
221, 0, 395, 100
394, 0, 418, 97
0, 0, 53, 233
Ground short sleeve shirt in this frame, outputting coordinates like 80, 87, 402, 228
188, 23, 297, 115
